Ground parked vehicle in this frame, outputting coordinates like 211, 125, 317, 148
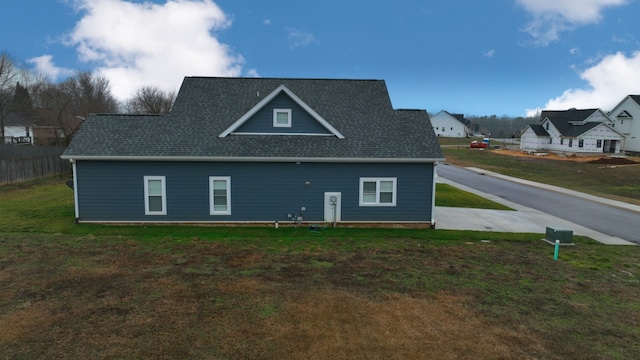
469, 140, 488, 149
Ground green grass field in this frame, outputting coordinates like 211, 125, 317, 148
1, 176, 639, 359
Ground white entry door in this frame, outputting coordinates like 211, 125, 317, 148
324, 192, 342, 223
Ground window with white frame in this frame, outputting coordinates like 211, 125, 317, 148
144, 176, 166, 215
210, 176, 231, 215
359, 178, 397, 206
273, 109, 292, 127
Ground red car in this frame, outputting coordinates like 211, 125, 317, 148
469, 140, 488, 149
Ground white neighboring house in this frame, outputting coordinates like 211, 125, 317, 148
608, 95, 640, 153
3, 111, 35, 144
430, 110, 470, 138
520, 108, 626, 154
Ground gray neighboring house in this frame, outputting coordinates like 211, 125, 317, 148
62, 77, 444, 226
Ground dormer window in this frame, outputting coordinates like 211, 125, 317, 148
273, 109, 292, 127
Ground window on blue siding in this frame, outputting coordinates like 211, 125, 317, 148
144, 176, 166, 215
210, 176, 231, 215
273, 109, 291, 127
359, 178, 397, 206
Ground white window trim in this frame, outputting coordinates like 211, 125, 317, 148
210, 176, 231, 215
144, 176, 166, 215
359, 177, 397, 207
273, 109, 292, 128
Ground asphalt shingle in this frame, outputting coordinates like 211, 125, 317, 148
63, 77, 444, 161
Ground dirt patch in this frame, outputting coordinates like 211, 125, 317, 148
494, 149, 639, 165
262, 291, 546, 360
587, 157, 639, 165
494, 149, 600, 162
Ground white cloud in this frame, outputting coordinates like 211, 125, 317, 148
569, 47, 580, 55
516, 0, 628, 45
525, 51, 640, 116
57, 0, 245, 101
483, 49, 496, 58
286, 28, 317, 48
27, 55, 75, 80
263, 18, 271, 26
245, 68, 260, 77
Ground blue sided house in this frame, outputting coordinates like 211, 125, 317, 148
61, 77, 445, 226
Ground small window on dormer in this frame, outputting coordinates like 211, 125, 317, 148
273, 109, 292, 127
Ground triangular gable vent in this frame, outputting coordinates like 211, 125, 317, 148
617, 110, 632, 119
219, 84, 345, 139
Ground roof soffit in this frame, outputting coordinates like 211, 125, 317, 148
218, 84, 345, 139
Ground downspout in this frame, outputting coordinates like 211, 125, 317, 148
431, 161, 438, 227
71, 159, 79, 222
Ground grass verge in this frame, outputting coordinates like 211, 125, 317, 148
436, 183, 512, 210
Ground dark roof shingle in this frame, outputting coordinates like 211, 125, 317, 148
63, 77, 444, 161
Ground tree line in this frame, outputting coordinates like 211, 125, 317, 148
0, 52, 175, 146
466, 115, 538, 138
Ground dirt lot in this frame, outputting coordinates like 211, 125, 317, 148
495, 149, 640, 165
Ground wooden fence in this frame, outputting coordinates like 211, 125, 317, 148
0, 145, 70, 184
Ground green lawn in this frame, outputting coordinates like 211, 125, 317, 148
435, 183, 512, 210
1, 176, 639, 359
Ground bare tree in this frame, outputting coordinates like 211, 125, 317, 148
125, 86, 175, 114
30, 71, 119, 145
71, 71, 119, 116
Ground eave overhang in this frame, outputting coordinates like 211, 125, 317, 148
61, 155, 445, 163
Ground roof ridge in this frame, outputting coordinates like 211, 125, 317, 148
184, 76, 385, 82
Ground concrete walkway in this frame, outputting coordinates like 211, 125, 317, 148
435, 170, 637, 246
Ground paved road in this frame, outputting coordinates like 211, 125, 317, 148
437, 164, 640, 244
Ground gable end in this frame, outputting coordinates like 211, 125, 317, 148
219, 84, 345, 138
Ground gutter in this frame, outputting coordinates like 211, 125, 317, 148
61, 155, 446, 164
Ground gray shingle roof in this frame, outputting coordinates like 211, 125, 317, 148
528, 124, 549, 136
450, 113, 469, 126
540, 109, 602, 137
63, 77, 444, 161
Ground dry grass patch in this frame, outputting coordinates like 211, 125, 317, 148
264, 290, 546, 360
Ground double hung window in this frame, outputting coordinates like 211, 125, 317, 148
144, 176, 166, 215
359, 178, 397, 206
210, 176, 231, 215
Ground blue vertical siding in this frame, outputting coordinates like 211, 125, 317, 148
234, 93, 332, 134
75, 161, 434, 223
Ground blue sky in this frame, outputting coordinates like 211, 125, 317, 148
2, 0, 640, 116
